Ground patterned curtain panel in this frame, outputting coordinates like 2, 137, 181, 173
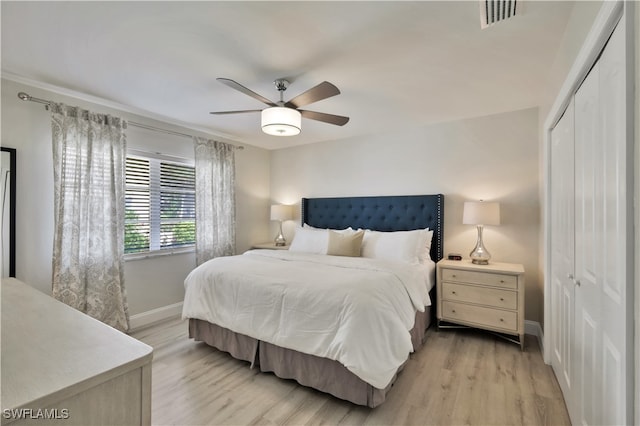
50, 103, 129, 332
194, 137, 236, 265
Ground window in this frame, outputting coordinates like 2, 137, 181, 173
125, 152, 195, 255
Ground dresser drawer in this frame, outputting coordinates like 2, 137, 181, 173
442, 301, 518, 332
442, 282, 517, 310
441, 268, 517, 289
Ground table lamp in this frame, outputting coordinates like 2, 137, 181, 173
463, 200, 500, 264
270, 204, 293, 246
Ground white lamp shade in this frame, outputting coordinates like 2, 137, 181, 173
261, 107, 301, 136
463, 201, 500, 226
270, 204, 293, 221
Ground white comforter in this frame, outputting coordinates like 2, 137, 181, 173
182, 250, 432, 389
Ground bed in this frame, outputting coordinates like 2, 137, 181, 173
183, 194, 444, 407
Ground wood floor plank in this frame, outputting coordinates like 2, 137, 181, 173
131, 318, 570, 425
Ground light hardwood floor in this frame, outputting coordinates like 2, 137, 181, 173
131, 318, 570, 426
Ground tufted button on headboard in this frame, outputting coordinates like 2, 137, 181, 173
301, 194, 444, 262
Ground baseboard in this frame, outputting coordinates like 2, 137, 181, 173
129, 302, 183, 332
525, 320, 544, 352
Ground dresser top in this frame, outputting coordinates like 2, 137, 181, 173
1, 278, 153, 411
437, 259, 524, 274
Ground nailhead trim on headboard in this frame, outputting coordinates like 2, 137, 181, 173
301, 194, 444, 262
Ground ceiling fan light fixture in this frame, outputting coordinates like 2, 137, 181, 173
261, 107, 301, 136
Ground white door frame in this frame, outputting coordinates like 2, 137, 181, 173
542, 0, 636, 421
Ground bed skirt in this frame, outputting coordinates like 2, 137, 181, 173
188, 304, 432, 408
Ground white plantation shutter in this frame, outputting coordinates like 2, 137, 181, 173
125, 153, 195, 254
159, 162, 195, 249
125, 157, 151, 253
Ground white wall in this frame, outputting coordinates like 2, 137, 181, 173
271, 107, 542, 323
0, 77, 271, 317
541, 1, 604, 117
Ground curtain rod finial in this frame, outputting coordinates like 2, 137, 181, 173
17, 92, 31, 101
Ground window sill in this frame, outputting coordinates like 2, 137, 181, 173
125, 247, 195, 262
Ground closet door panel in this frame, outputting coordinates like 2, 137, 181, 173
549, 99, 575, 404
573, 20, 629, 426
597, 20, 628, 425
574, 58, 603, 426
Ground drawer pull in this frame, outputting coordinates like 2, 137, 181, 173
451, 274, 457, 278
500, 280, 505, 283
452, 310, 456, 313
452, 291, 457, 295
500, 297, 504, 301
500, 318, 504, 322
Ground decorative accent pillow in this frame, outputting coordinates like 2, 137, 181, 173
361, 228, 431, 264
327, 229, 364, 257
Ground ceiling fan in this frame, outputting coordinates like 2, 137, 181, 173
210, 78, 349, 136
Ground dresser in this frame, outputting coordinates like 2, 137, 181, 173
437, 259, 525, 349
1, 278, 153, 425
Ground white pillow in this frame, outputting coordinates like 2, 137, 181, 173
420, 230, 434, 263
361, 228, 432, 264
289, 227, 329, 254
303, 224, 352, 233
289, 226, 358, 254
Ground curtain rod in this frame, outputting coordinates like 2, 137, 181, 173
17, 92, 244, 150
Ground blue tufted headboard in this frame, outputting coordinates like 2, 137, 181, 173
301, 194, 444, 262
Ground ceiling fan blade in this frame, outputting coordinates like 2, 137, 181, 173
300, 110, 350, 126
210, 109, 262, 115
217, 78, 276, 107
285, 81, 340, 108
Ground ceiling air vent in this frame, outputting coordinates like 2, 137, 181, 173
480, 0, 517, 29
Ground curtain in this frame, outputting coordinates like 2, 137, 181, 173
51, 103, 129, 332
194, 137, 236, 265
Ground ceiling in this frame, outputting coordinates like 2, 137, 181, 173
1, 1, 576, 150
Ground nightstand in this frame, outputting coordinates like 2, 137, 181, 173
251, 242, 290, 250
437, 259, 525, 349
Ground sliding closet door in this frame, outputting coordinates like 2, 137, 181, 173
591, 20, 631, 424
573, 52, 602, 426
573, 20, 631, 425
549, 99, 575, 409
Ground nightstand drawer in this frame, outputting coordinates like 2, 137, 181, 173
441, 268, 517, 289
442, 282, 517, 310
442, 301, 518, 332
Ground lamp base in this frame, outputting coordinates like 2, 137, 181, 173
274, 222, 286, 246
469, 225, 491, 265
